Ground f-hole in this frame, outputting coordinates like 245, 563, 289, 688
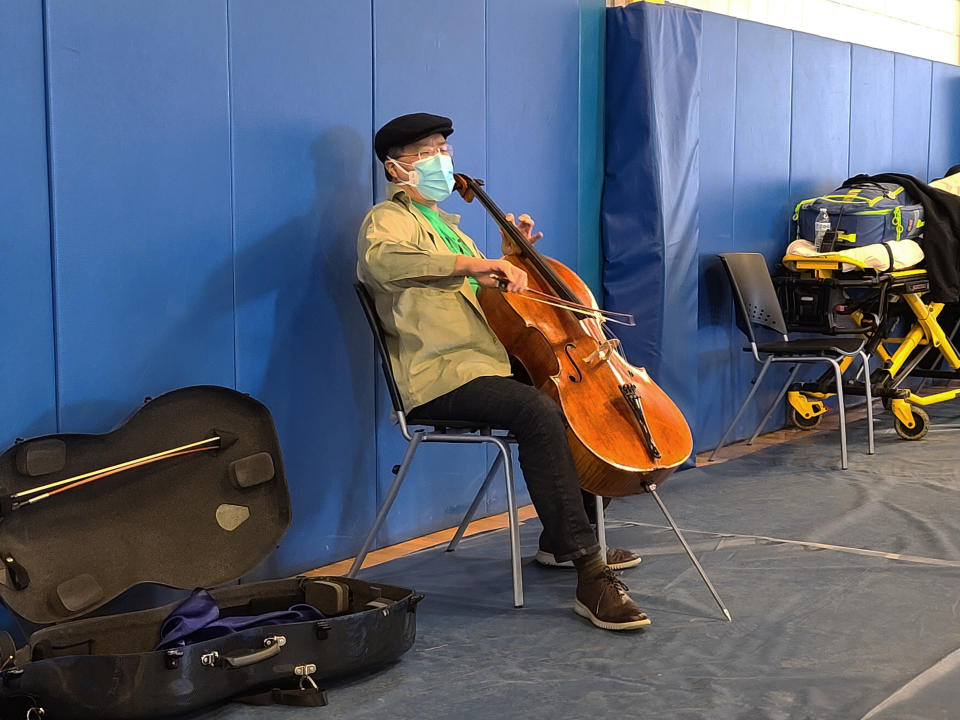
564, 343, 583, 382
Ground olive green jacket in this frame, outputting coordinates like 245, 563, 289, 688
356, 187, 511, 410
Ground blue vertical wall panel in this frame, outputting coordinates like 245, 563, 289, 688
603, 6, 667, 383
893, 54, 932, 181
0, 1, 57, 448
849, 45, 894, 176
228, 0, 376, 577
729, 21, 793, 438
0, 0, 57, 643
46, 0, 235, 431
653, 6, 701, 446
603, 3, 701, 456
483, 0, 581, 513
696, 12, 737, 452
732, 22, 793, 266
929, 62, 960, 179
372, 1, 489, 545
578, 0, 607, 297
789, 33, 850, 204
486, 0, 580, 269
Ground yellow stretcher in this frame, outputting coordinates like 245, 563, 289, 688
778, 251, 960, 439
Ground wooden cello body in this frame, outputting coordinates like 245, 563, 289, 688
455, 174, 693, 497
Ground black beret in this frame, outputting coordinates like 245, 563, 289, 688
374, 113, 453, 163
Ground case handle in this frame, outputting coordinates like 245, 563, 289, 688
201, 635, 286, 669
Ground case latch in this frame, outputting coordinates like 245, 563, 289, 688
164, 649, 184, 670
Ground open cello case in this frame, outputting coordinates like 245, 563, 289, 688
0, 386, 419, 718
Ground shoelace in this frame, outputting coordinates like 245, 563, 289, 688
599, 568, 631, 598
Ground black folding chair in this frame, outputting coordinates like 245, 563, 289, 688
349, 283, 524, 606
710, 252, 875, 469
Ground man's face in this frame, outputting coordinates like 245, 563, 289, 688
395, 133, 449, 163
387, 133, 452, 182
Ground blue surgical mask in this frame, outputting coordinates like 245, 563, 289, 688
392, 153, 455, 202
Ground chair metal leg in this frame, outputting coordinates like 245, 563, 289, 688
347, 431, 424, 577
595, 495, 607, 560
828, 358, 848, 470
860, 351, 875, 455
748, 363, 801, 445
645, 482, 731, 622
447, 452, 505, 552
709, 356, 774, 461
493, 438, 523, 608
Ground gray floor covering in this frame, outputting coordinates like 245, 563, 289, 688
203, 404, 960, 720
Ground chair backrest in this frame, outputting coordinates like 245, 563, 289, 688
354, 282, 405, 414
718, 252, 789, 342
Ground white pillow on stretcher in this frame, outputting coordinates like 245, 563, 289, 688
784, 238, 924, 273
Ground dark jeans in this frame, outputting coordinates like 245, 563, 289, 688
408, 376, 601, 563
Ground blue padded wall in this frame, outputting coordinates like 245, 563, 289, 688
0, 0, 56, 643
578, 0, 607, 296
849, 46, 894, 176
45, 0, 236, 430
602, 3, 701, 441
487, 0, 580, 271
789, 33, 851, 206
0, 1, 56, 446
227, 0, 376, 577
726, 21, 794, 442
893, 55, 932, 181
696, 13, 738, 451
0, 0, 604, 640
930, 63, 960, 178
731, 22, 792, 265
605, 3, 960, 453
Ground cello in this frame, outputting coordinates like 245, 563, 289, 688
454, 174, 730, 620
453, 173, 693, 498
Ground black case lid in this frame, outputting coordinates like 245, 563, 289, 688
0, 386, 291, 625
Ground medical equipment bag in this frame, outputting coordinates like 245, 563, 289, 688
795, 181, 924, 248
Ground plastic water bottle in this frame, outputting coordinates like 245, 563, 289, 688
814, 207, 831, 252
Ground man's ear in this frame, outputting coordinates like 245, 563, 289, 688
384, 159, 403, 183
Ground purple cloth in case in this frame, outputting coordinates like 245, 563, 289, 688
155, 588, 325, 650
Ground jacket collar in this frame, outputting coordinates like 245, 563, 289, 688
388, 185, 462, 227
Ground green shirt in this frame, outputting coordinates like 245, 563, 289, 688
356, 186, 511, 410
412, 201, 478, 293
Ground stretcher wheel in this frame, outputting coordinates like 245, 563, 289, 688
789, 407, 823, 430
894, 407, 929, 440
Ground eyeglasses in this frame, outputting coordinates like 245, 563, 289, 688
394, 143, 453, 161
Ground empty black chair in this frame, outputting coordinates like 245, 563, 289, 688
710, 252, 875, 469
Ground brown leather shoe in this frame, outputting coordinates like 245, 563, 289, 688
536, 547, 642, 570
574, 568, 651, 631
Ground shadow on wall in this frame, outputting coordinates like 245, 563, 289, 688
230, 125, 376, 581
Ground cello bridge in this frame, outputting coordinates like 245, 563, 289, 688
583, 339, 620, 365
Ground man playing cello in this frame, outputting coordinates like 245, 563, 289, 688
356, 113, 648, 631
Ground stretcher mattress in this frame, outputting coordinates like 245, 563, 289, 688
783, 238, 924, 273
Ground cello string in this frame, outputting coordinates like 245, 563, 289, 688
492, 280, 636, 326
518, 288, 636, 326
